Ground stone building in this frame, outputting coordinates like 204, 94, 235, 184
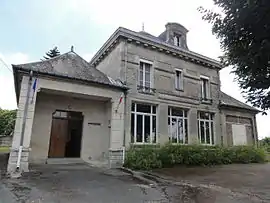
8, 22, 259, 173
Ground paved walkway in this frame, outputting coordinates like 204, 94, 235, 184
0, 163, 177, 203
153, 163, 270, 202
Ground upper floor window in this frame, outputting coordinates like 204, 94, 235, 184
168, 107, 188, 144
131, 103, 157, 144
175, 69, 183, 90
200, 76, 210, 100
173, 34, 182, 47
197, 111, 214, 145
138, 60, 153, 93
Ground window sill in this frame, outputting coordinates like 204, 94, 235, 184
200, 98, 213, 104
137, 86, 156, 95
175, 88, 184, 92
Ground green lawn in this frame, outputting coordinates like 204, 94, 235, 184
0, 146, 10, 153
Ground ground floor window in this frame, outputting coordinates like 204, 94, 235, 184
197, 111, 214, 145
168, 107, 188, 144
131, 103, 157, 143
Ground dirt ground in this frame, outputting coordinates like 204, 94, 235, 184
153, 163, 270, 202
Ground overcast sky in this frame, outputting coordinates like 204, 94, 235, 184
0, 0, 269, 138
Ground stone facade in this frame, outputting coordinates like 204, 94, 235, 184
94, 23, 258, 148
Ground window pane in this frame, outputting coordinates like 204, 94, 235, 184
145, 64, 151, 72
137, 104, 151, 113
171, 118, 177, 143
152, 116, 157, 143
206, 122, 210, 144
172, 108, 183, 117
140, 62, 144, 70
131, 113, 134, 143
136, 115, 143, 142
211, 122, 214, 145
145, 81, 151, 88
184, 110, 188, 118
177, 119, 184, 144
199, 112, 210, 120
200, 121, 205, 143
152, 106, 156, 114
145, 116, 151, 143
168, 117, 171, 141
131, 103, 135, 111
145, 72, 150, 83
184, 119, 188, 144
139, 70, 143, 86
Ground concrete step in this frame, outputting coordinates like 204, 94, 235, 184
46, 158, 85, 165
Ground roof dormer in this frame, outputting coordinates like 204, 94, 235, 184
159, 22, 189, 49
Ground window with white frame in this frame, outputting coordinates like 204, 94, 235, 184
173, 34, 182, 47
175, 69, 183, 90
200, 76, 210, 100
168, 107, 188, 144
138, 60, 152, 92
197, 111, 214, 145
131, 103, 157, 143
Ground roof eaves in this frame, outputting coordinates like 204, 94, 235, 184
90, 27, 222, 69
14, 66, 128, 91
219, 102, 260, 113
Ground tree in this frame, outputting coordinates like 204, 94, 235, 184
43, 47, 60, 60
0, 109, 16, 136
199, 0, 270, 111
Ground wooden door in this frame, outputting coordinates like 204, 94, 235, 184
48, 119, 68, 158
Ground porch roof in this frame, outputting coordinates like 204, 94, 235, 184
12, 51, 127, 90
220, 92, 260, 113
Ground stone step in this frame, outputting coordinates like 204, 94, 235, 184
46, 158, 85, 165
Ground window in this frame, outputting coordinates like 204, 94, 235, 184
197, 111, 214, 145
175, 69, 183, 90
131, 103, 157, 143
138, 60, 152, 92
173, 35, 182, 47
200, 76, 210, 100
168, 107, 188, 144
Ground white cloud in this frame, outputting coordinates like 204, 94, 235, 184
0, 53, 30, 110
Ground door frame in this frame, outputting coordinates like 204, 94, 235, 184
48, 110, 84, 158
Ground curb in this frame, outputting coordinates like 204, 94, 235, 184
120, 167, 157, 185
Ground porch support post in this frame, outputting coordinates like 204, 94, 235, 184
7, 76, 38, 174
108, 96, 125, 168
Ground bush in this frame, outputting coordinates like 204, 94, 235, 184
124, 144, 267, 170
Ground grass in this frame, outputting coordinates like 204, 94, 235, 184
0, 146, 10, 153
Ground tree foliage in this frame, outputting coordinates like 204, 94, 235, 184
43, 47, 60, 60
0, 109, 16, 136
199, 0, 270, 111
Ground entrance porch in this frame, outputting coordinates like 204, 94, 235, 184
8, 76, 125, 173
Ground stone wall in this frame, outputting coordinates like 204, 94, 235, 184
108, 149, 124, 168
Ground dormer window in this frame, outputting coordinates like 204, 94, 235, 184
173, 34, 182, 47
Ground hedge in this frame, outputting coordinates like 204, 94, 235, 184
124, 144, 267, 170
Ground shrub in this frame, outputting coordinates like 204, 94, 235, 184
124, 145, 162, 170
124, 144, 267, 170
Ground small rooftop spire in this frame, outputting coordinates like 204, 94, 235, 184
142, 22, 145, 31
71, 45, 74, 52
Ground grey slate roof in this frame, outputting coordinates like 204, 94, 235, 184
12, 51, 125, 89
220, 92, 259, 112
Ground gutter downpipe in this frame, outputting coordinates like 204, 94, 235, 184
122, 40, 128, 164
16, 70, 33, 170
